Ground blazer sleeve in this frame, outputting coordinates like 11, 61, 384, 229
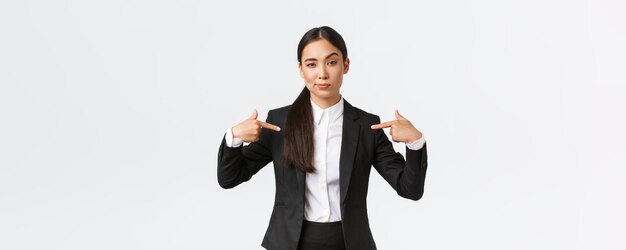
372, 116, 429, 201
217, 110, 274, 189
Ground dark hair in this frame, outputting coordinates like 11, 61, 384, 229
282, 26, 348, 173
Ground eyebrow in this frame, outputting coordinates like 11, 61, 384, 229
303, 52, 340, 62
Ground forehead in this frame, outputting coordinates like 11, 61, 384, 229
301, 39, 342, 58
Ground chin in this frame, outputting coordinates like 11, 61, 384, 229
315, 92, 339, 99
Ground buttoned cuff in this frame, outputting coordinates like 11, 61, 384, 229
225, 127, 243, 148
406, 135, 426, 151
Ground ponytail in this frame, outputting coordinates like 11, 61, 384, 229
282, 86, 316, 173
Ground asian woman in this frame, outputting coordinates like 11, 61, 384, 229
217, 26, 428, 250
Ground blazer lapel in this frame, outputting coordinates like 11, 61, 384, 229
339, 99, 360, 204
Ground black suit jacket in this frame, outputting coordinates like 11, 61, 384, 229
217, 98, 428, 250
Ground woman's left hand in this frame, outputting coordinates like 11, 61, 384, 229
371, 110, 423, 143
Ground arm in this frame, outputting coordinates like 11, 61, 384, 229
217, 110, 275, 189
372, 116, 429, 201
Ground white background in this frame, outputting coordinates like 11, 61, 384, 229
1, 0, 625, 249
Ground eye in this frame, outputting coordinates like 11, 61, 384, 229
328, 61, 337, 65
306, 63, 316, 68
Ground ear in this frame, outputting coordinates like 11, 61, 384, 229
298, 63, 304, 78
343, 58, 350, 74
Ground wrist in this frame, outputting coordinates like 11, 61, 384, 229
231, 126, 240, 139
408, 133, 422, 143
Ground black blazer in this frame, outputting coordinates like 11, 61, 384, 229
217, 98, 428, 250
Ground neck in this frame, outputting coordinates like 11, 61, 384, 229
311, 94, 341, 109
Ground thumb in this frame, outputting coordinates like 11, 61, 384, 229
395, 109, 407, 120
249, 109, 258, 120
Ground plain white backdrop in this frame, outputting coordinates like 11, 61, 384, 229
1, 0, 625, 249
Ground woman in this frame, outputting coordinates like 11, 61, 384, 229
217, 26, 428, 250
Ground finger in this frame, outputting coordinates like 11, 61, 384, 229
395, 109, 407, 121
260, 121, 281, 131
248, 109, 258, 120
371, 121, 394, 129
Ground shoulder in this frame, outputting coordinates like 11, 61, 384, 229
260, 104, 291, 124
341, 97, 380, 126
350, 104, 381, 125
268, 104, 292, 118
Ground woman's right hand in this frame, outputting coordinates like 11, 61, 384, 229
231, 109, 281, 143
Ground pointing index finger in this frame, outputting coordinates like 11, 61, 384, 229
371, 121, 394, 130
260, 121, 281, 131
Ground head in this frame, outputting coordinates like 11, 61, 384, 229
282, 26, 349, 173
297, 26, 350, 105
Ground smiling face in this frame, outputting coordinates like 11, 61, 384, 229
298, 39, 350, 108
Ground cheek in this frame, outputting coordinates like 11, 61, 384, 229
304, 71, 317, 83
331, 67, 344, 78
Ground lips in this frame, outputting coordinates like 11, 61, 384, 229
315, 83, 331, 87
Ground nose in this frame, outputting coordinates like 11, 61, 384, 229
317, 65, 329, 80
